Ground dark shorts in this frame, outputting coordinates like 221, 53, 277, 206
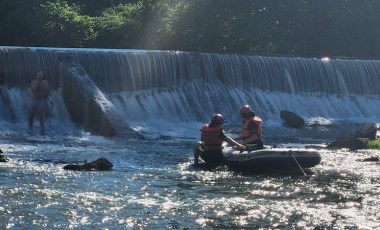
245, 139, 264, 151
200, 150, 224, 165
29, 99, 46, 115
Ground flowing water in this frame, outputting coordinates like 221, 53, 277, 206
1, 122, 379, 229
0, 47, 380, 229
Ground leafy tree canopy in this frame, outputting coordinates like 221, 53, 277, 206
1, 0, 380, 58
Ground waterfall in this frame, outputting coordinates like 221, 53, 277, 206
1, 46, 380, 128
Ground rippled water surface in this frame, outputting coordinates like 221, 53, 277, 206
0, 124, 379, 229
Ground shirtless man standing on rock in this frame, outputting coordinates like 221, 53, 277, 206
28, 70, 50, 135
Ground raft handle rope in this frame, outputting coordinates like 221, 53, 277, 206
290, 151, 307, 176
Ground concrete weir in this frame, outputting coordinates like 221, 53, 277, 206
58, 53, 142, 138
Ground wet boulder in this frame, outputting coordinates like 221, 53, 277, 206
0, 155, 9, 162
327, 123, 378, 151
58, 53, 143, 139
63, 157, 113, 171
280, 110, 305, 128
359, 156, 379, 162
0, 149, 9, 162
350, 123, 377, 140
327, 138, 367, 151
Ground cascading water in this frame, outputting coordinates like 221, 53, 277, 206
1, 46, 379, 132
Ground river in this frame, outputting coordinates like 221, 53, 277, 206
0, 118, 379, 229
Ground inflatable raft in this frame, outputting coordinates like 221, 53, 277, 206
222, 147, 321, 173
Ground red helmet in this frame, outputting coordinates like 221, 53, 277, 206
211, 114, 224, 124
239, 105, 252, 115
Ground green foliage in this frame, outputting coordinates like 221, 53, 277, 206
366, 139, 380, 149
38, 0, 96, 47
94, 2, 143, 48
2, 0, 380, 57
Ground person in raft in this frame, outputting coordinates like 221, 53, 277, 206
194, 114, 246, 166
28, 70, 50, 135
236, 105, 264, 151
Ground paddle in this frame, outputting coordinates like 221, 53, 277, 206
291, 152, 307, 176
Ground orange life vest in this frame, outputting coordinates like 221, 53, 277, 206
201, 124, 224, 151
241, 116, 263, 140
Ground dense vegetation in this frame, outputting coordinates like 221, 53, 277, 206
1, 0, 380, 58
367, 139, 380, 149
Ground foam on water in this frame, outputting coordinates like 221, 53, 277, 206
128, 119, 202, 140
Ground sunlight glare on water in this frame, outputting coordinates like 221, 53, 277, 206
0, 122, 380, 229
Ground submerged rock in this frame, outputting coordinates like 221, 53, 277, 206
0, 149, 9, 162
327, 138, 367, 151
63, 157, 113, 171
280, 110, 305, 129
359, 156, 380, 162
350, 123, 377, 140
327, 123, 378, 151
